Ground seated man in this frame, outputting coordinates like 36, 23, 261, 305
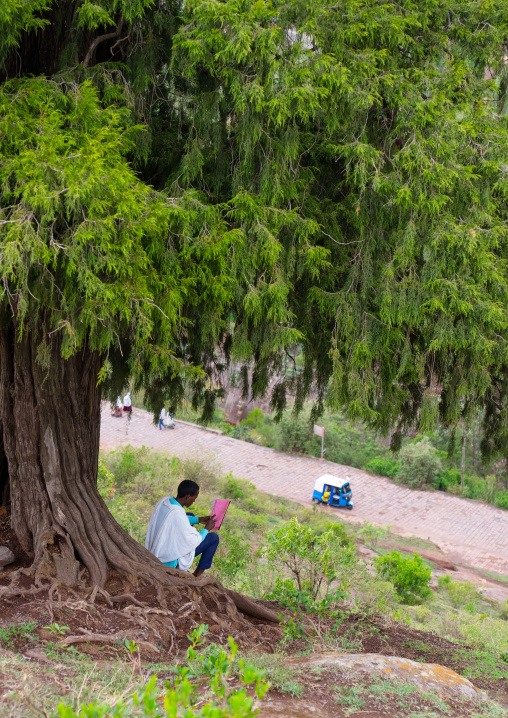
145, 479, 219, 578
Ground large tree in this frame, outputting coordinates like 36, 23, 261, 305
0, 0, 507, 595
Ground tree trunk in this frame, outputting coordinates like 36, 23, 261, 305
0, 325, 278, 622
461, 421, 466, 490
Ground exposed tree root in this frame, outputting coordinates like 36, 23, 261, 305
0, 567, 282, 657
63, 628, 160, 653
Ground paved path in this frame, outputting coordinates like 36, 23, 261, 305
100, 406, 508, 576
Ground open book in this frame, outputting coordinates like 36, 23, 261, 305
211, 498, 231, 530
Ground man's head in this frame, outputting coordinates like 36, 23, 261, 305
176, 479, 199, 507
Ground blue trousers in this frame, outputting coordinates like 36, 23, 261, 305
194, 532, 220, 570
158, 419, 164, 430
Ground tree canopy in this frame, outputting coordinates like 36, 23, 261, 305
2, 0, 508, 457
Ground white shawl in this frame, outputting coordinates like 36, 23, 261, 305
145, 497, 202, 571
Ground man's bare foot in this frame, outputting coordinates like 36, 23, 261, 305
193, 568, 204, 578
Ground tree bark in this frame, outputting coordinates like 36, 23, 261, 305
461, 421, 466, 490
0, 325, 278, 623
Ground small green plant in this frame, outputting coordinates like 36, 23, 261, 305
375, 552, 432, 605
357, 521, 387, 546
57, 625, 269, 717
43, 623, 70, 635
333, 684, 366, 712
280, 681, 303, 697
0, 622, 38, 647
97, 461, 116, 501
124, 639, 138, 653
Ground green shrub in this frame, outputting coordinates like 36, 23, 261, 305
262, 517, 355, 601
375, 551, 432, 605
365, 457, 399, 479
276, 413, 313, 454
438, 577, 480, 610
223, 477, 247, 499
357, 521, 388, 546
496, 491, 508, 510
434, 468, 461, 491
213, 531, 253, 588
396, 438, 442, 489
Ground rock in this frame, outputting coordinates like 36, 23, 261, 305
257, 700, 326, 717
24, 648, 50, 663
285, 652, 484, 701
0, 545, 15, 567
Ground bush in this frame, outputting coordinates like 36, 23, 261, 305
375, 551, 432, 605
396, 438, 442, 489
496, 491, 508, 510
434, 468, 461, 491
213, 531, 253, 588
365, 457, 399, 479
357, 521, 388, 546
438, 576, 480, 610
276, 413, 313, 454
262, 517, 355, 601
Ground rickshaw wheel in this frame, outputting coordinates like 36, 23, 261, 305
312, 498, 320, 504
346, 504, 353, 510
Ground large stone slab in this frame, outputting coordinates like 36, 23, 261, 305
286, 652, 484, 700
256, 652, 485, 718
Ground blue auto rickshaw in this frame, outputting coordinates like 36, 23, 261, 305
312, 474, 353, 510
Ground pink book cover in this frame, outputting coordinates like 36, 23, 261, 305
211, 498, 231, 529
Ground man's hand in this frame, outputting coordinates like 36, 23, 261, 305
205, 515, 216, 531
198, 515, 211, 524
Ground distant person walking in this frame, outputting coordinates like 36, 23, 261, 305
123, 392, 132, 414
113, 396, 123, 417
159, 407, 166, 430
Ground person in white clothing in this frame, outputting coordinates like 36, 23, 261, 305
145, 480, 218, 578
123, 392, 132, 413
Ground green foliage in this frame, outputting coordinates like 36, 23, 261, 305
357, 521, 390, 547
438, 576, 480, 611
57, 625, 269, 717
396, 438, 443, 490
3, 0, 508, 448
365, 457, 399, 479
0, 622, 38, 648
500, 600, 508, 621
262, 517, 354, 600
0, 0, 51, 64
375, 552, 432, 605
496, 491, 508, 510
43, 623, 70, 636
213, 531, 253, 588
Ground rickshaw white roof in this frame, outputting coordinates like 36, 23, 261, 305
314, 474, 350, 492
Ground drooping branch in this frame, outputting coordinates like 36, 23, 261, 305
83, 17, 125, 68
